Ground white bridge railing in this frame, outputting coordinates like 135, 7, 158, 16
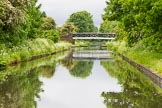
72, 50, 113, 60
71, 33, 116, 40
73, 37, 115, 40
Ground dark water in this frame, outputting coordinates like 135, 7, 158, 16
0, 47, 162, 108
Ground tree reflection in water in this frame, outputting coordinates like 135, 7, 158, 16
69, 61, 93, 78
0, 52, 66, 108
0, 66, 43, 108
60, 50, 93, 78
101, 59, 162, 108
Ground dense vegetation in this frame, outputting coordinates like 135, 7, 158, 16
101, 59, 162, 108
67, 11, 98, 32
99, 20, 119, 33
102, 0, 162, 52
0, 0, 72, 67
101, 0, 162, 75
0, 51, 67, 107
106, 41, 162, 75
59, 22, 78, 35
0, 0, 58, 47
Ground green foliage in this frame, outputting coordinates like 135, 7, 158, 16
99, 20, 119, 33
67, 11, 97, 32
59, 22, 78, 35
69, 61, 93, 78
25, 2, 44, 39
0, 0, 27, 46
0, 0, 60, 46
74, 40, 90, 47
41, 17, 56, 30
102, 0, 162, 52
106, 40, 162, 74
0, 39, 71, 68
20, 49, 30, 61
39, 17, 60, 42
0, 50, 69, 107
101, 59, 162, 108
0, 0, 43, 46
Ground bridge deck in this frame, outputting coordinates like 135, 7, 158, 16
72, 50, 113, 60
61, 33, 116, 43
73, 37, 115, 40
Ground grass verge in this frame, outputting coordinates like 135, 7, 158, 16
106, 41, 162, 76
0, 38, 71, 68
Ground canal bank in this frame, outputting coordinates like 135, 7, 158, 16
105, 41, 162, 88
0, 38, 71, 69
0, 47, 162, 108
106, 41, 162, 76
118, 53, 162, 88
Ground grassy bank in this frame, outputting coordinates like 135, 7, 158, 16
0, 38, 71, 68
106, 41, 162, 76
73, 40, 90, 47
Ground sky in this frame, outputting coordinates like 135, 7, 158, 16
37, 0, 107, 28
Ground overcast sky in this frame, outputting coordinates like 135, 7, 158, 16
37, 0, 107, 28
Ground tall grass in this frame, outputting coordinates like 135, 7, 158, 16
0, 38, 71, 68
106, 41, 162, 75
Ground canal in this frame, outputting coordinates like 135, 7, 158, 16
0, 47, 162, 108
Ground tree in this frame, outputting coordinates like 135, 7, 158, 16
0, 0, 60, 46
25, 1, 44, 39
0, 0, 27, 46
59, 22, 78, 35
0, 0, 44, 46
102, 0, 162, 51
67, 11, 97, 32
41, 17, 56, 30
40, 17, 59, 42
99, 20, 119, 33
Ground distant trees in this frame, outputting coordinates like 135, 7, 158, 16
102, 0, 162, 52
59, 22, 78, 35
67, 11, 98, 32
40, 17, 59, 42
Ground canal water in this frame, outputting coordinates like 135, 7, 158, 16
0, 47, 162, 108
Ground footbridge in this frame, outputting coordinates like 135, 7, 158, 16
61, 33, 116, 43
72, 33, 116, 40
72, 50, 114, 61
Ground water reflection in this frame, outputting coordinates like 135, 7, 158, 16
101, 60, 162, 108
69, 61, 93, 78
0, 51, 68, 108
0, 47, 161, 108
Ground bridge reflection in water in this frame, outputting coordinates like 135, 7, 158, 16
72, 50, 114, 61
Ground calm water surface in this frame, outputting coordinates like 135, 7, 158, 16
0, 47, 162, 108
37, 60, 121, 108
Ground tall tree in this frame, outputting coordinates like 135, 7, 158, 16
25, 0, 44, 39
59, 22, 78, 35
0, 0, 27, 46
99, 20, 119, 33
40, 17, 59, 42
102, 0, 162, 51
0, 0, 44, 46
67, 11, 97, 32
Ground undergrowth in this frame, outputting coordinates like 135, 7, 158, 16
0, 38, 71, 67
106, 41, 162, 75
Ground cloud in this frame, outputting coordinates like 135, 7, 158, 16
37, 0, 106, 27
